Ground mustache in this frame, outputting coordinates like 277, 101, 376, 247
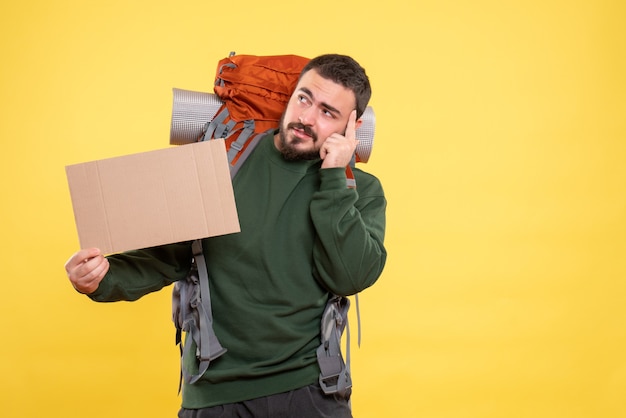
286, 122, 317, 141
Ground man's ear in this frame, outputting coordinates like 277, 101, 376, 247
355, 118, 363, 131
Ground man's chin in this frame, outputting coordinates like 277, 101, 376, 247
280, 143, 319, 161
278, 130, 319, 161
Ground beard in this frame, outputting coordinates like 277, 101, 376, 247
277, 115, 321, 161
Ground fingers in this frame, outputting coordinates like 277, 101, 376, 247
320, 110, 359, 169
65, 248, 109, 294
65, 248, 101, 272
345, 110, 357, 141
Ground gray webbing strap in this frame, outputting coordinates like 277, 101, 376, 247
317, 296, 352, 397
230, 129, 273, 178
226, 120, 255, 163
355, 293, 361, 346
204, 107, 237, 140
216, 119, 236, 139
173, 276, 187, 393
202, 107, 228, 140
187, 240, 227, 384
215, 61, 237, 88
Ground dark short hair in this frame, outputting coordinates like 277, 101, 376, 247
300, 54, 372, 119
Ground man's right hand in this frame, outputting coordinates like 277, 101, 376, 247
64, 248, 109, 294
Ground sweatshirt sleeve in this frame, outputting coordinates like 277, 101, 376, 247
310, 167, 387, 296
89, 241, 193, 302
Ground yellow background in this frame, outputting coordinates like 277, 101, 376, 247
1, 0, 625, 417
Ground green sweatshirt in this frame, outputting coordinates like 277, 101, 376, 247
89, 133, 387, 408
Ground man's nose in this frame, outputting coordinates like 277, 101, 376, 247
299, 107, 314, 125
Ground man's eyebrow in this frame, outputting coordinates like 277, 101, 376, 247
298, 87, 342, 116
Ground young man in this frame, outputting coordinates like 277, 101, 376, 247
65, 54, 387, 417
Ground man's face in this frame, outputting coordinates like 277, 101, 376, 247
275, 69, 357, 161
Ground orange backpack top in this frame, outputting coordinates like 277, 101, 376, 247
205, 53, 310, 167
214, 54, 310, 129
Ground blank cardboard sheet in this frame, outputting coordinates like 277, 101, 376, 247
66, 140, 240, 254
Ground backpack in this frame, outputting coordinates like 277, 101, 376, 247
170, 52, 376, 397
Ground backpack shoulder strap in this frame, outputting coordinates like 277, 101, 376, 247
172, 240, 227, 391
173, 125, 267, 389
229, 129, 273, 178
188, 239, 227, 383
